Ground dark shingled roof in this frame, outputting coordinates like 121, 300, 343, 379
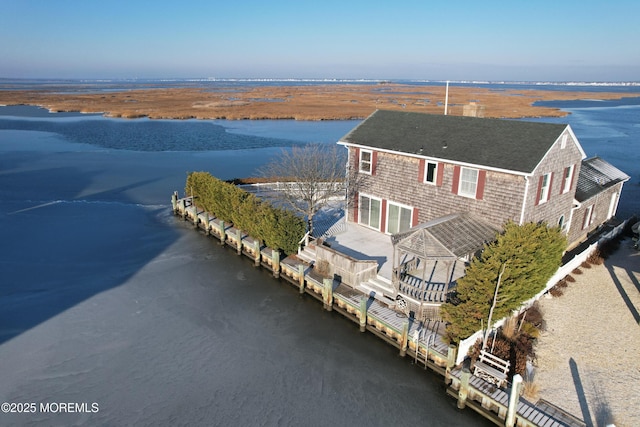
340, 110, 569, 174
575, 157, 630, 202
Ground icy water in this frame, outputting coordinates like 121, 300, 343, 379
0, 107, 490, 426
1, 91, 638, 425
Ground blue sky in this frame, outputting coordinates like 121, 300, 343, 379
1, 0, 638, 81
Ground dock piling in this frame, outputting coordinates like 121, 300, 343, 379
457, 366, 471, 409
400, 322, 409, 356
322, 278, 333, 311
171, 191, 178, 214
272, 250, 280, 278
219, 221, 226, 245
236, 229, 242, 255
359, 297, 367, 332
254, 241, 261, 267
298, 265, 305, 294
505, 374, 523, 427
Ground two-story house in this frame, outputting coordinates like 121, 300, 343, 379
335, 109, 628, 319
338, 109, 628, 249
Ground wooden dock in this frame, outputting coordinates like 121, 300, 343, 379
172, 195, 586, 427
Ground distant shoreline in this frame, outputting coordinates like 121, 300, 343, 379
0, 83, 635, 121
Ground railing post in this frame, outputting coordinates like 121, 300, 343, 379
298, 264, 305, 294
505, 374, 523, 427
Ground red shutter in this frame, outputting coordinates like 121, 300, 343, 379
436, 163, 444, 187
412, 207, 419, 227
371, 151, 378, 176
354, 147, 360, 171
452, 166, 461, 194
353, 191, 359, 223
548, 172, 554, 201
535, 175, 543, 206
476, 170, 486, 200
418, 159, 425, 183
560, 167, 568, 194
381, 199, 387, 234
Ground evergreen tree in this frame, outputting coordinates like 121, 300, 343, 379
441, 221, 566, 343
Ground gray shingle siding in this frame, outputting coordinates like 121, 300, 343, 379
341, 110, 627, 248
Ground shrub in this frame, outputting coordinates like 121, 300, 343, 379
185, 171, 305, 255
442, 222, 565, 343
555, 279, 568, 288
549, 286, 564, 297
520, 302, 545, 331
572, 268, 583, 275
565, 275, 576, 283
581, 261, 592, 269
519, 322, 540, 339
587, 249, 604, 265
501, 316, 518, 341
522, 380, 540, 402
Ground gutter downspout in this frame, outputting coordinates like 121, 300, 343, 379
519, 176, 530, 225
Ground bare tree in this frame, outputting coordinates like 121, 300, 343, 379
260, 143, 348, 237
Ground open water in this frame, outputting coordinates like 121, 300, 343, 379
1, 81, 638, 426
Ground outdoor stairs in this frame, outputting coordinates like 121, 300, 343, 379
297, 245, 316, 265
357, 276, 397, 305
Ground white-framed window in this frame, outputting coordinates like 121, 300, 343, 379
459, 167, 478, 198
562, 165, 574, 194
558, 215, 566, 232
538, 173, 551, 204
387, 201, 413, 234
582, 205, 593, 229
424, 161, 438, 184
359, 194, 381, 230
359, 149, 372, 174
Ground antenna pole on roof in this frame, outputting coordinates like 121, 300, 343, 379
444, 80, 449, 115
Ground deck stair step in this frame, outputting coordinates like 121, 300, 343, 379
357, 275, 396, 305
297, 246, 316, 264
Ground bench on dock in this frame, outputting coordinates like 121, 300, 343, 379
473, 350, 510, 387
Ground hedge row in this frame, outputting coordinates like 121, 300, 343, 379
185, 171, 306, 255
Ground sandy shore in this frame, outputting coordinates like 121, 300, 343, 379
0, 83, 632, 120
534, 239, 640, 427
